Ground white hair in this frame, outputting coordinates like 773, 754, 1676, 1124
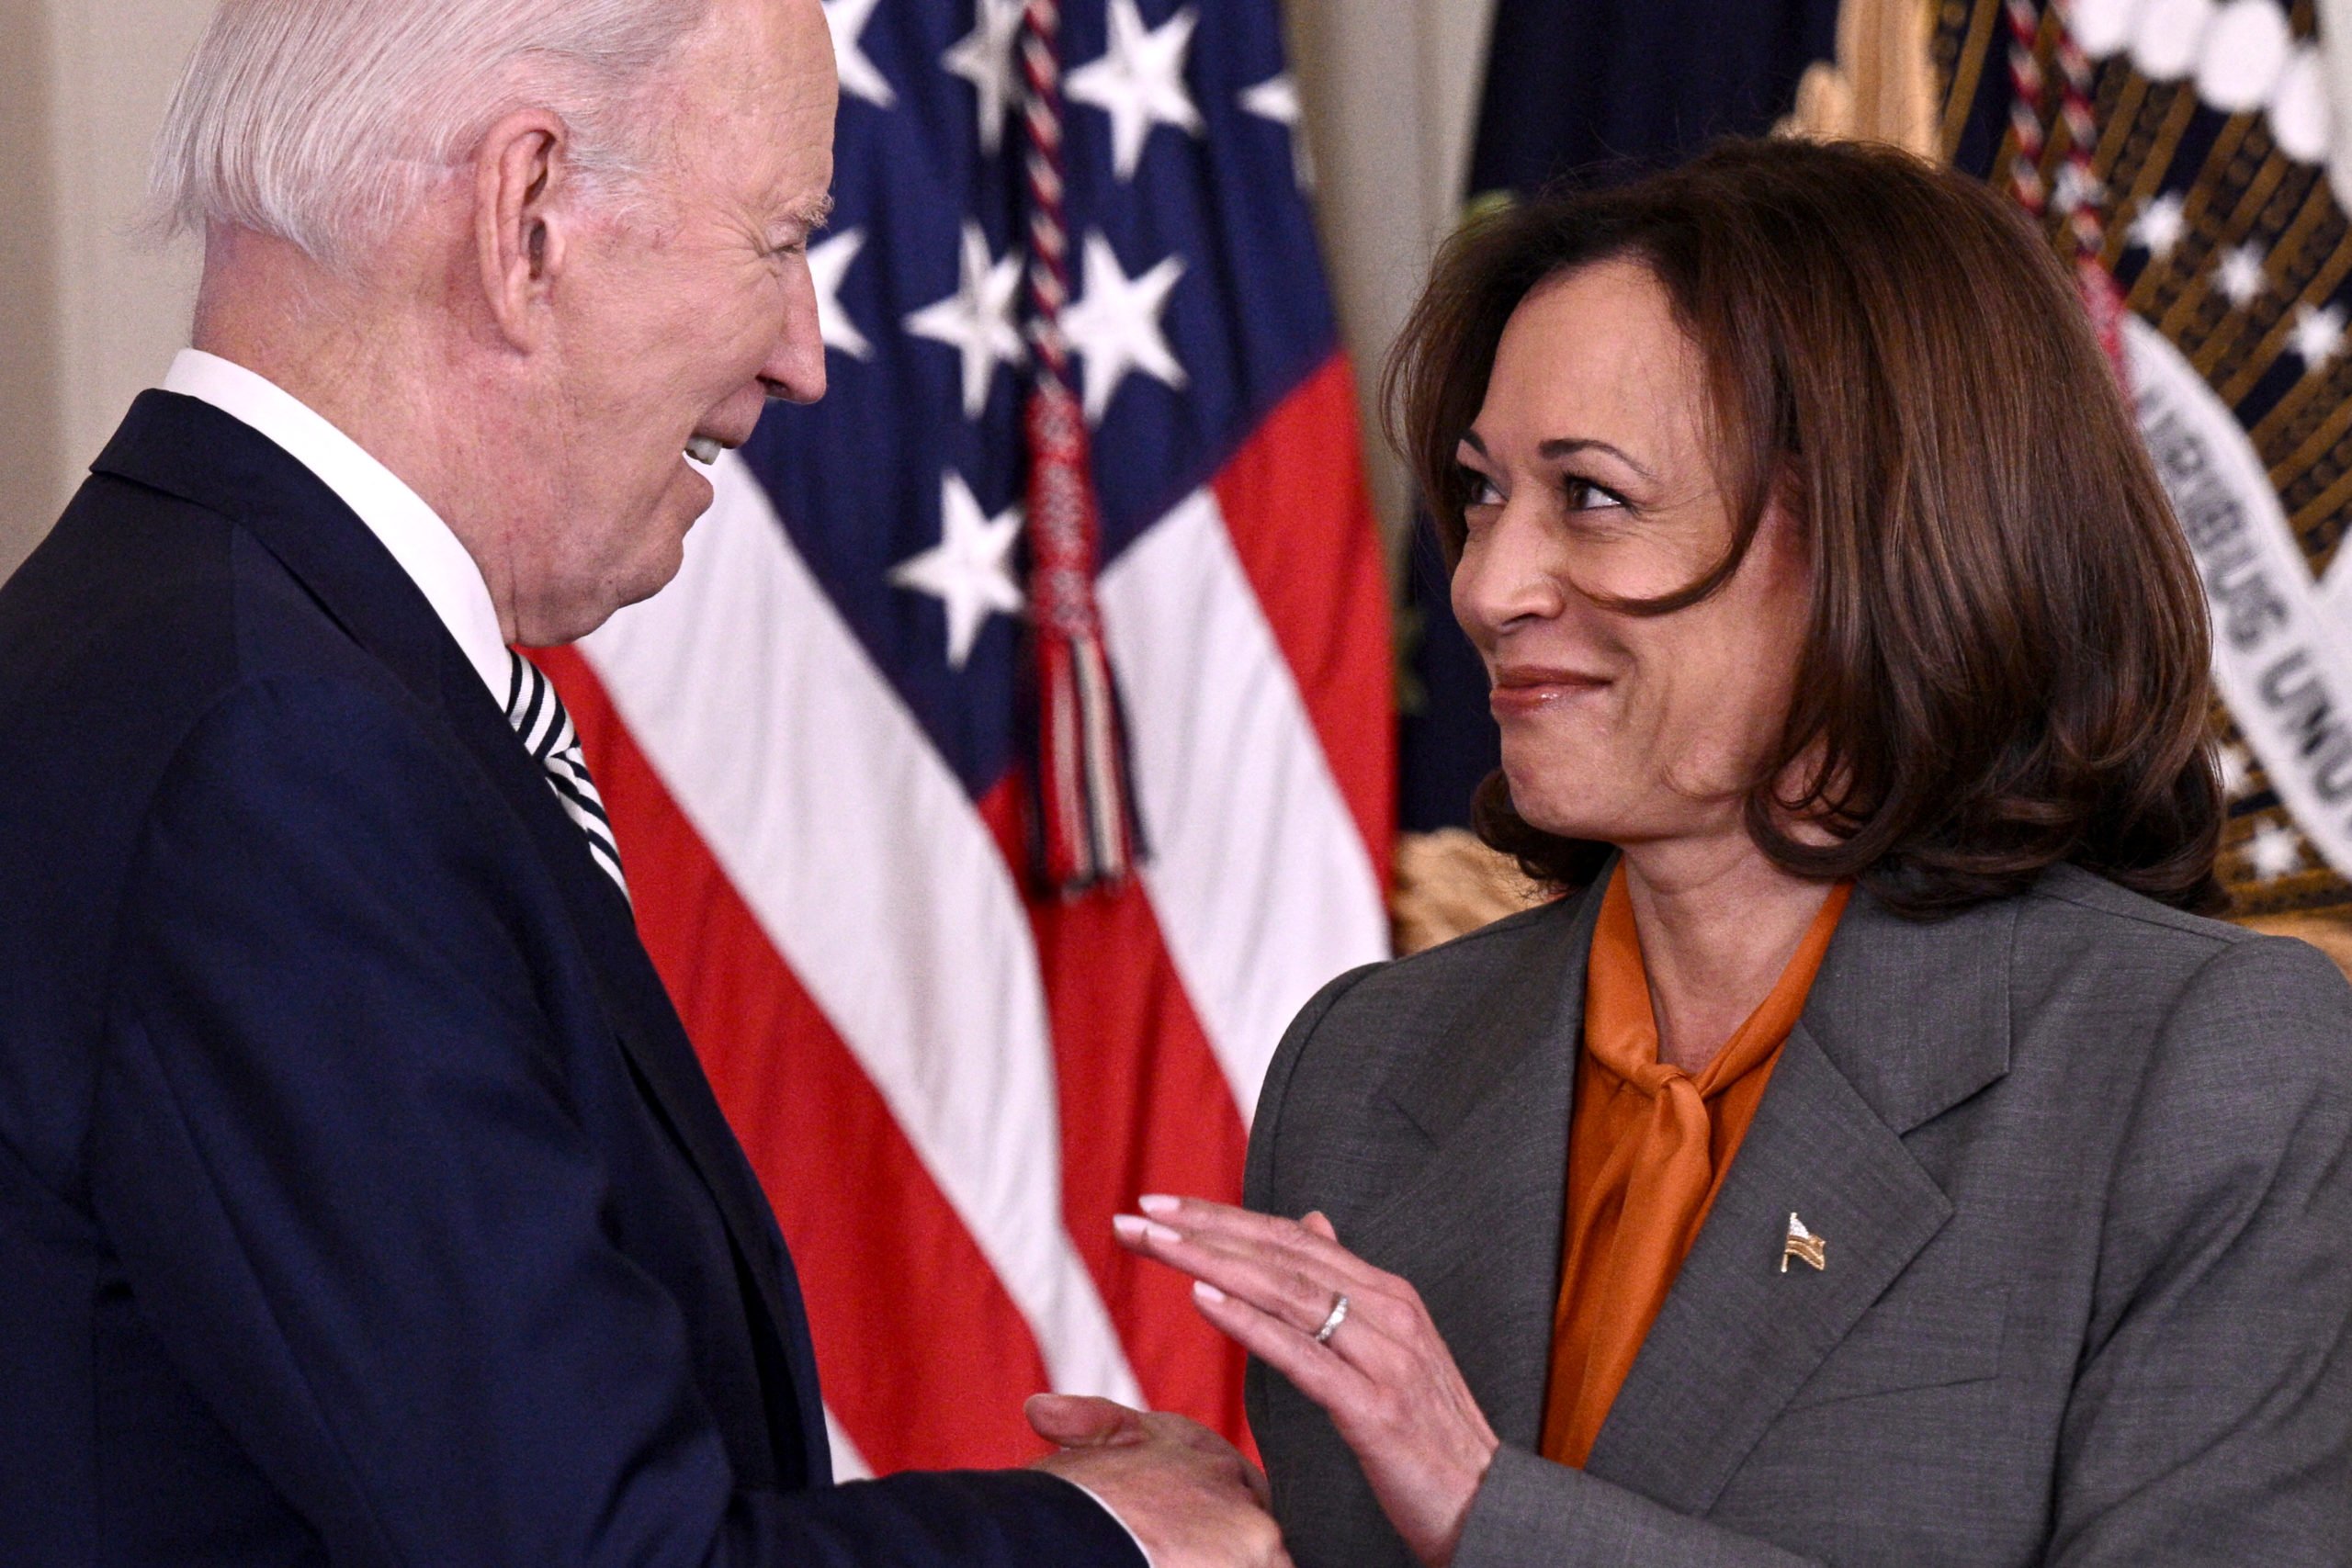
151, 0, 718, 272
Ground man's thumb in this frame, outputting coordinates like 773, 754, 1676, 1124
1025, 1393, 1147, 1449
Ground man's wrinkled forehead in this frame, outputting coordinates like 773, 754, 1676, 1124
702, 0, 836, 106
650, 0, 836, 198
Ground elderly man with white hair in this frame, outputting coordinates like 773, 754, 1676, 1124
0, 1, 1285, 1563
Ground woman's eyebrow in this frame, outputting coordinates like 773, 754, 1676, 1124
1455, 430, 1652, 481
1537, 435, 1654, 480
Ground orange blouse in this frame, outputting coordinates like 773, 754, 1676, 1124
1538, 866, 1851, 1467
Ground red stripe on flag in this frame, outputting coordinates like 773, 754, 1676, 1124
538, 646, 1057, 1473
1212, 354, 1396, 878
978, 780, 1252, 1451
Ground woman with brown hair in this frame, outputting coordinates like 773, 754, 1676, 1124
1114, 138, 2352, 1566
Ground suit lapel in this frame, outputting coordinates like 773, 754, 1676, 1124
96, 393, 824, 1475
1581, 1026, 1951, 1507
1584, 886, 2018, 1512
436, 657, 825, 1472
1351, 881, 1608, 1450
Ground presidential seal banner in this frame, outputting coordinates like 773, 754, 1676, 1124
1941, 0, 2352, 926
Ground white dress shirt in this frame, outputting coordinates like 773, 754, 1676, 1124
160, 349, 511, 705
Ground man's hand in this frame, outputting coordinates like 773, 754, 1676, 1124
1027, 1393, 1291, 1568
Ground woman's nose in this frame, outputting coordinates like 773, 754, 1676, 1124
1451, 506, 1566, 644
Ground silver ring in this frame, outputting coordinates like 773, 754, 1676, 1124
1311, 1292, 1350, 1344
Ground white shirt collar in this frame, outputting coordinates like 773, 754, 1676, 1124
161, 348, 512, 705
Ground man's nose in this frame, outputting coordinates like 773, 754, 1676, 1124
761, 266, 828, 405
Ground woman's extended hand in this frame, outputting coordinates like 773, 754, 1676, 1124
1114, 1195, 1500, 1568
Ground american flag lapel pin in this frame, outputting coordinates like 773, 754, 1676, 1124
1781, 1212, 1827, 1273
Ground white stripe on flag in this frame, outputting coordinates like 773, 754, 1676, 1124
1098, 490, 1390, 1123
582, 455, 1142, 1406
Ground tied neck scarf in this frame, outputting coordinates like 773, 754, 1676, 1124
1539, 865, 1851, 1467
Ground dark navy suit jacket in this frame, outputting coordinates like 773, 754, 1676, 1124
0, 392, 1143, 1566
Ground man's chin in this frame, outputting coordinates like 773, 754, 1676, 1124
525, 475, 707, 644
674, 453, 718, 519
617, 547, 686, 614
624, 463, 715, 595
520, 542, 691, 649
600, 519, 690, 616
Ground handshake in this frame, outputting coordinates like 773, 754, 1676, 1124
1021, 1192, 1499, 1568
1026, 1392, 1289, 1568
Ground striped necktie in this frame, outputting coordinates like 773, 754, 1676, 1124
504, 651, 628, 899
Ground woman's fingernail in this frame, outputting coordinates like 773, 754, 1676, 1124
1137, 1193, 1180, 1216
1112, 1214, 1149, 1242
1146, 1222, 1183, 1245
1194, 1280, 1227, 1304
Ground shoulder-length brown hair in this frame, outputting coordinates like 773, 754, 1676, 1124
1390, 137, 2223, 916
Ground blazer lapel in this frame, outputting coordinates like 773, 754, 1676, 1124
96, 393, 825, 1474
1585, 886, 2019, 1513
1350, 881, 1608, 1449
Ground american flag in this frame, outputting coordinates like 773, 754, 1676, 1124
537, 0, 1393, 1473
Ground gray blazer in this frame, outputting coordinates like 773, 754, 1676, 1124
1244, 863, 2352, 1566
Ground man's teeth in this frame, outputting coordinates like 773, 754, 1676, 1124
685, 435, 723, 465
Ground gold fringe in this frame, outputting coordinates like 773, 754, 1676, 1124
1781, 0, 1941, 156
2236, 912, 2352, 982
1388, 837, 2352, 982
1388, 829, 1552, 955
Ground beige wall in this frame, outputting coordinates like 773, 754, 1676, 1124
0, 0, 1487, 584
1, 0, 62, 585
1, 0, 64, 581
1286, 0, 1493, 549
0, 0, 209, 581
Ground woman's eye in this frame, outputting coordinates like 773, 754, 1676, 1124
1461, 470, 1503, 507
1561, 475, 1627, 513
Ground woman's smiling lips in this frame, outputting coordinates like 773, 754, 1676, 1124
1489, 664, 1611, 717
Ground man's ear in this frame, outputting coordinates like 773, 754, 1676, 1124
474, 108, 571, 351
